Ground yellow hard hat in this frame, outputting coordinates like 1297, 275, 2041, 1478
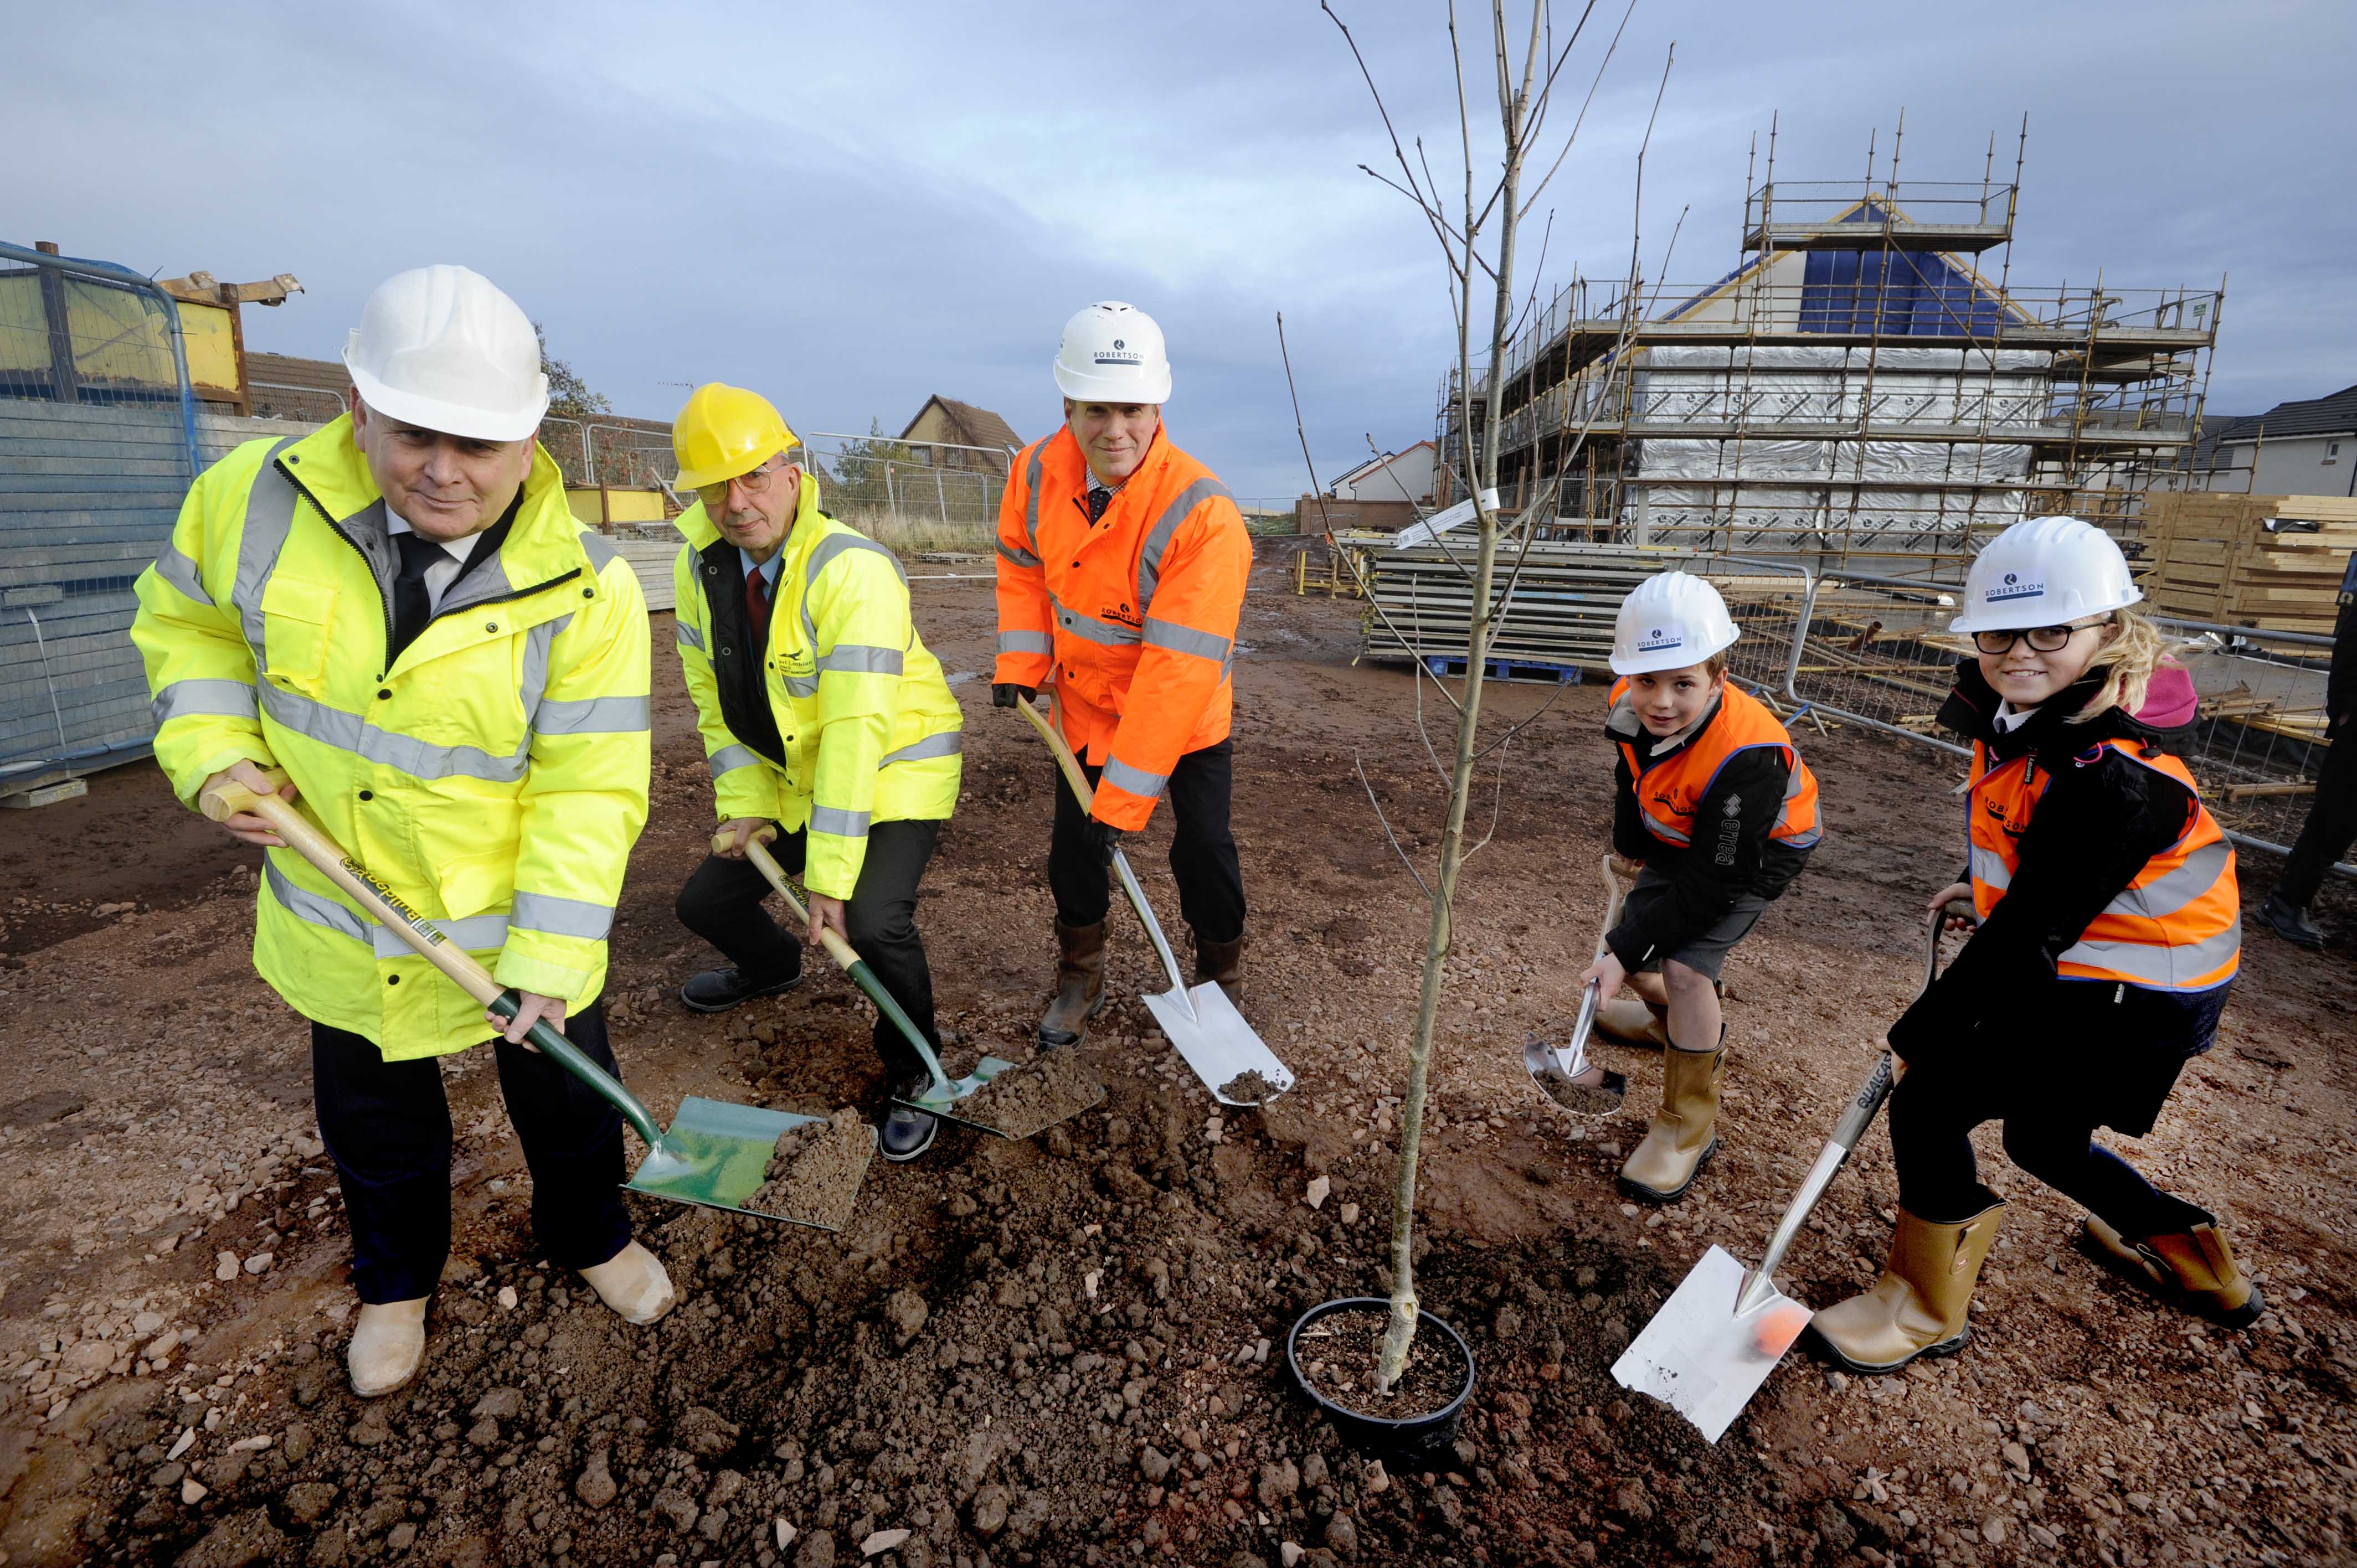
672, 383, 798, 489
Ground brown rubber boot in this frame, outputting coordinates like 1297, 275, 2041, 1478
1811, 1201, 2005, 1374
2081, 1216, 2265, 1329
1594, 997, 1670, 1049
1617, 1034, 1723, 1203
1037, 920, 1108, 1050
1192, 932, 1244, 1004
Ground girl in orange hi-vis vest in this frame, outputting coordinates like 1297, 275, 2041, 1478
1578, 573, 1821, 1205
1813, 517, 2259, 1378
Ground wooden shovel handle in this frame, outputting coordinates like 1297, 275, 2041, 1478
201, 771, 665, 1148
203, 771, 502, 1008
1015, 698, 1097, 811
727, 827, 864, 976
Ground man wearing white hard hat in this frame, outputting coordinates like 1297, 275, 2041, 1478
132, 265, 668, 1399
992, 303, 1254, 1049
1577, 571, 1822, 1202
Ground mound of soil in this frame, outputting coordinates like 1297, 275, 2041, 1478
744, 1110, 874, 1232
1219, 1071, 1280, 1106
953, 1049, 1104, 1141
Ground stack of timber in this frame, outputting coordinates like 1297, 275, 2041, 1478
611, 537, 680, 613
2139, 493, 2357, 635
1357, 539, 1700, 676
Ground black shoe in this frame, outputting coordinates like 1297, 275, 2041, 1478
2260, 893, 2323, 949
679, 958, 802, 1014
879, 1079, 939, 1163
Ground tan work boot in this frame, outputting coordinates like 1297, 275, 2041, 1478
1812, 1202, 2005, 1374
2082, 1216, 2265, 1329
1038, 919, 1108, 1049
348, 1297, 429, 1398
1618, 1035, 1723, 1203
579, 1240, 677, 1325
1193, 932, 1245, 1005
1594, 997, 1670, 1049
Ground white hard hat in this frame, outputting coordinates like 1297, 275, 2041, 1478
1053, 301, 1171, 404
1951, 515, 2141, 633
343, 265, 549, 441
1610, 571, 1741, 676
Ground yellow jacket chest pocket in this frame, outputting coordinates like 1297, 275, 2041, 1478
259, 574, 339, 690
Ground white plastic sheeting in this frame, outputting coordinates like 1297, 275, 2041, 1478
1629, 345, 2054, 552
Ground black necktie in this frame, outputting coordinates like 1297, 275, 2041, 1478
390, 532, 441, 662
1087, 487, 1111, 523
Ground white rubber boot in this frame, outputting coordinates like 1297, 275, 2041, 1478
578, 1240, 677, 1325
348, 1297, 429, 1398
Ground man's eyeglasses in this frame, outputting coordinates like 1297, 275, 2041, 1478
697, 458, 784, 510
1971, 621, 2102, 655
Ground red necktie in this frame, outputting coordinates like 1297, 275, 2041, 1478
745, 564, 771, 640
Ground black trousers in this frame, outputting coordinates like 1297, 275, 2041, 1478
312, 1000, 630, 1305
674, 818, 943, 1082
1889, 1057, 2210, 1237
2281, 720, 2357, 910
1051, 738, 1246, 942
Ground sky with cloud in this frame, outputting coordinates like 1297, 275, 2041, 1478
11, 0, 2353, 495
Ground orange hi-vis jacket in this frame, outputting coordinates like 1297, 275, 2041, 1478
1608, 678, 1822, 852
1968, 738, 2241, 991
994, 425, 1253, 831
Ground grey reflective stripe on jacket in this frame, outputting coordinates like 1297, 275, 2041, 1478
817, 644, 904, 675
510, 890, 615, 941
1102, 756, 1168, 800
155, 543, 213, 606
677, 621, 706, 651
231, 439, 307, 674
1134, 477, 1233, 615
1141, 617, 1232, 664
153, 678, 259, 727
267, 859, 510, 958
1023, 446, 1044, 558
1052, 594, 1140, 647
2060, 919, 2242, 989
881, 731, 964, 768
999, 628, 1053, 656
708, 743, 761, 779
810, 805, 871, 838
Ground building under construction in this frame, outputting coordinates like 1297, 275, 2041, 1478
1432, 127, 2222, 581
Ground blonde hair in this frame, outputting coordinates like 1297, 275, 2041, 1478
2067, 608, 2173, 724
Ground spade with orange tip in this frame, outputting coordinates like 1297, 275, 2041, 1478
1610, 904, 1969, 1442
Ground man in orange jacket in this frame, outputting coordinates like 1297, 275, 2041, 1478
993, 302, 1254, 1049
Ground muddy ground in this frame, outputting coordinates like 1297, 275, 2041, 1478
1, 559, 2353, 1568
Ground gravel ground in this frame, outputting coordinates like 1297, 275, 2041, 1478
0, 565, 2350, 1567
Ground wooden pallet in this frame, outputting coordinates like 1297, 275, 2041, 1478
2138, 492, 2356, 632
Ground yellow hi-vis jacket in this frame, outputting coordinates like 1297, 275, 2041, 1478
130, 419, 651, 1060
671, 473, 961, 898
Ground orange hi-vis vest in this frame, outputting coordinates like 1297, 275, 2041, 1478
1967, 738, 2241, 991
994, 425, 1252, 831
1609, 678, 1822, 853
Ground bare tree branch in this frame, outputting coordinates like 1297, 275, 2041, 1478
1521, 0, 1635, 216
1355, 754, 1434, 899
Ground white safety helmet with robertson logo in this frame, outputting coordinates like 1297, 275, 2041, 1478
1610, 571, 1742, 675
1053, 301, 1172, 404
1951, 515, 2141, 633
343, 265, 549, 441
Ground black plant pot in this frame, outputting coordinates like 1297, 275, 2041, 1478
1285, 1296, 1477, 1459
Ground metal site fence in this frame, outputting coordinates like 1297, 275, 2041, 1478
1726, 566, 2348, 876
0, 241, 202, 788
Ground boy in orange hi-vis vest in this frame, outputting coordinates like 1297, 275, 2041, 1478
1813, 518, 2256, 1376
1576, 572, 1821, 1204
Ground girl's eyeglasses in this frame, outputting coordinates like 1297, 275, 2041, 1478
1972, 622, 2100, 655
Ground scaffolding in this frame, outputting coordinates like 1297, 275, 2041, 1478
1431, 120, 2222, 582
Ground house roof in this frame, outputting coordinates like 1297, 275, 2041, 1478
1331, 441, 1434, 493
900, 395, 1022, 453
2209, 383, 2357, 444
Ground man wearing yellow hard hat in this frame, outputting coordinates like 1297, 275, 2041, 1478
666, 384, 965, 1160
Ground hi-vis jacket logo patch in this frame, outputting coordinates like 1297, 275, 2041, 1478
1107, 600, 1141, 629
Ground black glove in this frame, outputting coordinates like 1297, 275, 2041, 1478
1082, 817, 1123, 868
992, 683, 1038, 710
